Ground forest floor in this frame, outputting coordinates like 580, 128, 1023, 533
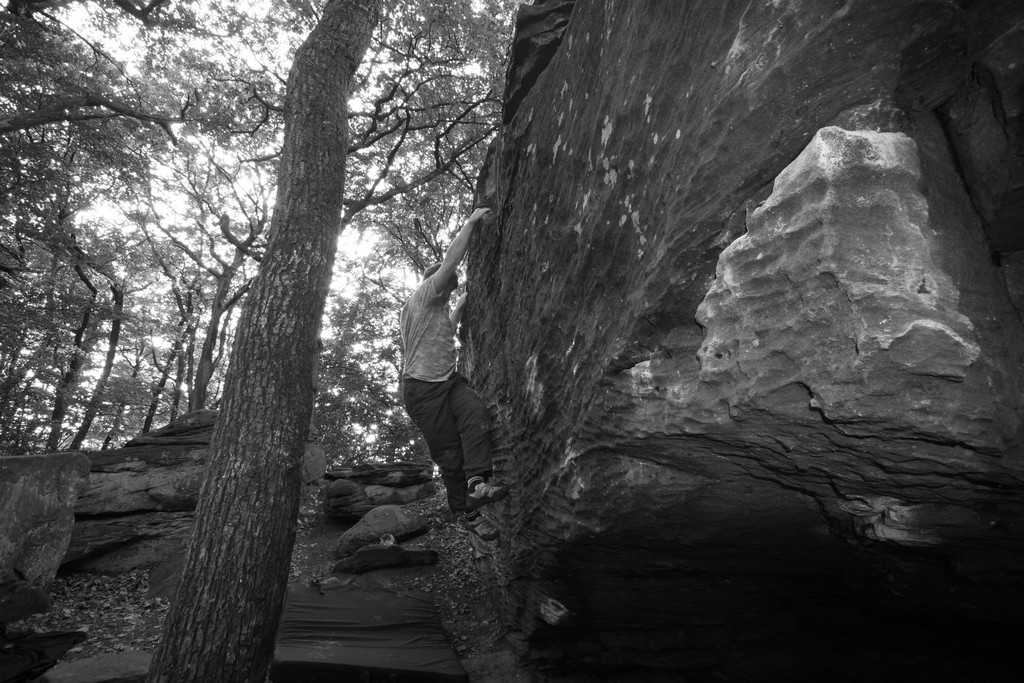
12, 483, 532, 681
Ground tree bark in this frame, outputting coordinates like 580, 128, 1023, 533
70, 280, 124, 450
45, 265, 98, 451
143, 336, 180, 434
189, 251, 245, 411
103, 334, 144, 449
146, 1, 382, 681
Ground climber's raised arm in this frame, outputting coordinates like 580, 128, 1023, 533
429, 207, 491, 294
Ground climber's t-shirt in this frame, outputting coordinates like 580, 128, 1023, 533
400, 278, 456, 382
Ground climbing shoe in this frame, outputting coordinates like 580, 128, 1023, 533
466, 478, 509, 510
463, 512, 499, 541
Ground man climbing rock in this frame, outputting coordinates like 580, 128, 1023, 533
400, 206, 509, 542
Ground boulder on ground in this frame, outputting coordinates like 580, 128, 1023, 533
323, 479, 435, 519
35, 649, 152, 683
122, 409, 217, 447
62, 512, 193, 574
325, 461, 433, 486
74, 446, 206, 516
63, 411, 329, 576
302, 442, 327, 485
332, 543, 439, 574
334, 505, 430, 559
323, 462, 435, 519
0, 452, 89, 623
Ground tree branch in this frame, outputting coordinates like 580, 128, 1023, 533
0, 93, 181, 142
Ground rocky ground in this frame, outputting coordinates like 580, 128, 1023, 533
11, 482, 531, 681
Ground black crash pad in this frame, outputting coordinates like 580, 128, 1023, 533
271, 581, 467, 683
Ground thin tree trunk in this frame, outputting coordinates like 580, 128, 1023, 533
171, 290, 197, 421
103, 339, 144, 449
180, 320, 195, 416
46, 265, 98, 451
189, 250, 244, 411
146, 1, 381, 681
70, 281, 124, 450
143, 336, 180, 434
0, 330, 37, 445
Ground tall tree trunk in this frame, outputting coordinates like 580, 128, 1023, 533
0, 330, 37, 444
143, 335, 181, 434
171, 341, 186, 420
70, 281, 124, 450
46, 265, 98, 451
146, 1, 382, 681
189, 251, 244, 411
103, 334, 144, 449
171, 290, 197, 422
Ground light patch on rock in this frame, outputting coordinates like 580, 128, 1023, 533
628, 360, 654, 396
525, 353, 544, 419
695, 125, 1003, 447
539, 595, 570, 626
601, 115, 613, 147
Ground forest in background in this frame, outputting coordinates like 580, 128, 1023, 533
1, 0, 518, 464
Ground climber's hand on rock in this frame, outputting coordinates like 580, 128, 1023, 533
469, 207, 491, 224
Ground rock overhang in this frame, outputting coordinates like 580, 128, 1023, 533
465, 0, 1024, 677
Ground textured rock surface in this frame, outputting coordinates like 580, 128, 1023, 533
323, 479, 436, 519
323, 462, 436, 518
466, 0, 1024, 679
64, 411, 327, 574
62, 512, 193, 574
332, 543, 439, 574
326, 461, 434, 487
334, 505, 430, 559
0, 453, 89, 623
64, 444, 203, 575
74, 445, 207, 516
36, 650, 151, 683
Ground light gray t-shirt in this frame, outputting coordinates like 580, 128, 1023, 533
400, 278, 456, 381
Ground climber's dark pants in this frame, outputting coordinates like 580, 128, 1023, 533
402, 372, 493, 514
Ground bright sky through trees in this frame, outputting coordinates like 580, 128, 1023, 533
1, 0, 521, 459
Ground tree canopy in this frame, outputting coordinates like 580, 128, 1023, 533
0, 0, 519, 463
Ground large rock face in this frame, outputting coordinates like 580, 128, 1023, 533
467, 1, 1024, 679
0, 453, 89, 623
63, 410, 328, 574
63, 417, 211, 574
